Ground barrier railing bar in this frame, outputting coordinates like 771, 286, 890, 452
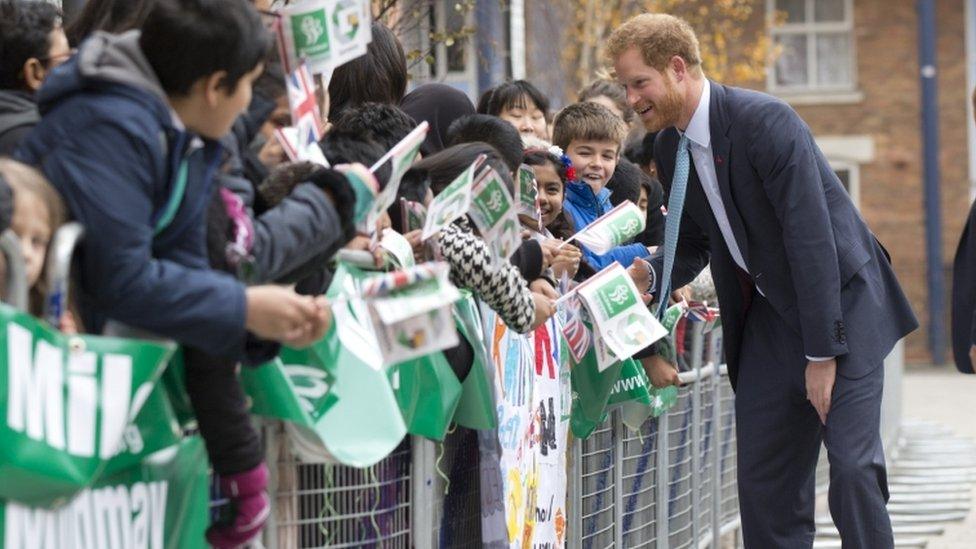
690, 323, 705, 547
43, 221, 83, 325
0, 229, 27, 311
710, 330, 724, 548
656, 403, 670, 549
613, 410, 625, 548
569, 436, 583, 548
678, 363, 715, 385
410, 437, 435, 549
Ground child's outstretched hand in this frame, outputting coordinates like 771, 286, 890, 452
282, 296, 333, 348
403, 229, 428, 263
530, 292, 556, 331
344, 235, 385, 268
59, 311, 79, 335
627, 257, 653, 303
245, 286, 321, 344
550, 240, 582, 279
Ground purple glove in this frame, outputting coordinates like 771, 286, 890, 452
206, 462, 271, 549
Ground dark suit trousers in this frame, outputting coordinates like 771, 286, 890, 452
735, 295, 892, 549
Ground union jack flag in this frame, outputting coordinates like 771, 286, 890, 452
286, 61, 323, 144
561, 295, 591, 364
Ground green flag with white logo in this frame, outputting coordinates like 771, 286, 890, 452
571, 201, 646, 255
277, 0, 373, 75
240, 347, 338, 427
468, 167, 522, 268
576, 262, 667, 368
421, 155, 485, 240
0, 305, 176, 506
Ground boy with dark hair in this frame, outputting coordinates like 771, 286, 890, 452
333, 101, 416, 151
17, 1, 330, 546
319, 128, 388, 178
0, 0, 72, 154
446, 113, 525, 174
552, 101, 653, 269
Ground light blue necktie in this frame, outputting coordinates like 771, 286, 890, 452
657, 134, 691, 319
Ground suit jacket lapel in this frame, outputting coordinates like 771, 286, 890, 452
708, 81, 752, 270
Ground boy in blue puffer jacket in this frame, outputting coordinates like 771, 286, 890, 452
551, 101, 655, 270
17, 1, 331, 546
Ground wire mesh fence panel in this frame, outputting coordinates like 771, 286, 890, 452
270, 432, 413, 549
430, 427, 483, 549
718, 380, 739, 527
668, 386, 695, 548
697, 378, 715, 542
619, 415, 659, 548
580, 416, 617, 549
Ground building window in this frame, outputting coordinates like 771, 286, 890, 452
767, 0, 856, 94
830, 160, 860, 209
400, 0, 477, 99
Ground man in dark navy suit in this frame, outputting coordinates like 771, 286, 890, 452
608, 13, 918, 549
951, 89, 976, 375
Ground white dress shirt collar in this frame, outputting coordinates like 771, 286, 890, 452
684, 80, 711, 149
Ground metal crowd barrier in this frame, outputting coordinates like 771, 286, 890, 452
22, 224, 743, 548
0, 228, 28, 311
261, 321, 744, 549
567, 322, 741, 549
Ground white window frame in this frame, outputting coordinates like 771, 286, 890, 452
829, 160, 861, 210
766, 0, 860, 102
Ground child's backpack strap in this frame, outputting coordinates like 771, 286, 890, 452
151, 130, 193, 237
152, 156, 189, 236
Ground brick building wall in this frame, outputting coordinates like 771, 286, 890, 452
768, 0, 970, 364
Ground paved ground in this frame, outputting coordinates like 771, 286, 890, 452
899, 365, 976, 549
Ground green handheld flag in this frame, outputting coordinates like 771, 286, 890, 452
362, 262, 462, 366
367, 122, 429, 237
468, 167, 523, 267
334, 163, 379, 230
387, 353, 461, 441
241, 347, 338, 427
451, 293, 496, 430
515, 165, 541, 222
421, 155, 485, 240
287, 263, 406, 467
277, 0, 373, 75
570, 201, 646, 255
576, 262, 667, 369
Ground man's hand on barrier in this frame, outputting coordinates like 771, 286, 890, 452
640, 354, 681, 388
245, 286, 320, 343
805, 358, 837, 424
970, 344, 976, 372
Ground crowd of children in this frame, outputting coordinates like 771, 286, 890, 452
0, 0, 682, 546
